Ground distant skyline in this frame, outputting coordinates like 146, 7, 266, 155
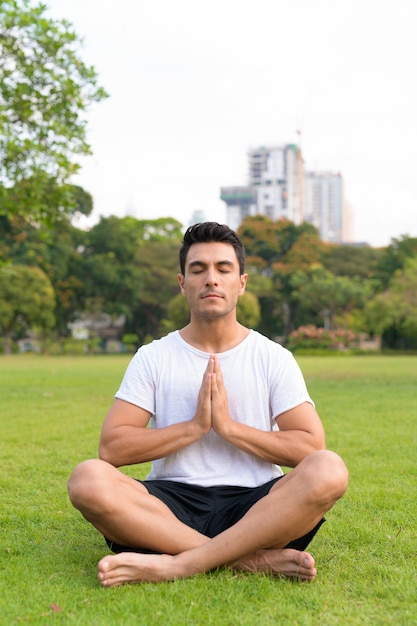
45, 0, 417, 247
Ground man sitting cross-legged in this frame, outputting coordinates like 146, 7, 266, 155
68, 221, 348, 586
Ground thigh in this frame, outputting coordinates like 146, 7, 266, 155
206, 478, 284, 537
213, 477, 325, 551
106, 479, 214, 553
69, 458, 150, 502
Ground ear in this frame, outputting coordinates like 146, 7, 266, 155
177, 274, 186, 295
239, 273, 248, 296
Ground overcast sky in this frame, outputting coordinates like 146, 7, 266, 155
45, 0, 416, 247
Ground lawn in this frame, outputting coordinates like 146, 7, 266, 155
0, 354, 416, 625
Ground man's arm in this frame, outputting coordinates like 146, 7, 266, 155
214, 402, 326, 468
210, 354, 325, 467
99, 357, 215, 467
98, 399, 202, 467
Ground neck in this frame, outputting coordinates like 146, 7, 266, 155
179, 318, 250, 353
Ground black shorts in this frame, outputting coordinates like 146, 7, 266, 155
105, 476, 325, 554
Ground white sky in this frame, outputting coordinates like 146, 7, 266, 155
45, 0, 416, 247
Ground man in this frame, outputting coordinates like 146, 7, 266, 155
68, 221, 348, 586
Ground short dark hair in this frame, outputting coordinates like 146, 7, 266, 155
179, 222, 246, 275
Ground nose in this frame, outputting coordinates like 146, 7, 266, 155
205, 268, 218, 286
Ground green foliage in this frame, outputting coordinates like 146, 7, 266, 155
122, 333, 139, 352
239, 217, 326, 338
237, 290, 261, 327
0, 214, 184, 343
376, 235, 417, 286
0, 263, 55, 352
239, 215, 320, 267
1, 354, 416, 624
290, 266, 375, 329
364, 255, 417, 348
86, 216, 147, 263
0, 0, 108, 223
85, 216, 182, 260
70, 184, 94, 216
129, 237, 182, 340
322, 243, 383, 278
79, 217, 184, 341
162, 292, 190, 333
141, 216, 184, 241
2, 212, 417, 350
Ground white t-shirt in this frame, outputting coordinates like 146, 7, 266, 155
115, 330, 314, 488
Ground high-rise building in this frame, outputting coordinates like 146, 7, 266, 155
220, 144, 349, 243
221, 145, 303, 231
303, 171, 344, 243
248, 145, 303, 225
218, 187, 257, 232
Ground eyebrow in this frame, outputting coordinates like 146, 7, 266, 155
187, 259, 235, 269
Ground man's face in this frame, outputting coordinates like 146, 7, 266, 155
178, 242, 247, 321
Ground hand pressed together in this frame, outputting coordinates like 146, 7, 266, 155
192, 355, 234, 438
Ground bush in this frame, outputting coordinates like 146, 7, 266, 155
122, 333, 139, 353
287, 325, 356, 351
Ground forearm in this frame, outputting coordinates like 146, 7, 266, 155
99, 420, 205, 467
218, 421, 325, 468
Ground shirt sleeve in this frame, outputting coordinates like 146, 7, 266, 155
114, 347, 156, 415
270, 349, 315, 419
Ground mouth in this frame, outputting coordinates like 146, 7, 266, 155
202, 293, 223, 299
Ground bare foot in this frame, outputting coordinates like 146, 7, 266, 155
97, 548, 316, 587
98, 553, 178, 587
232, 548, 317, 581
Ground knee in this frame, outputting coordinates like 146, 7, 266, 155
67, 459, 108, 510
309, 449, 349, 503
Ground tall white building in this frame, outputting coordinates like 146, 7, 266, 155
218, 186, 257, 232
221, 144, 348, 243
221, 145, 303, 231
303, 171, 344, 243
248, 145, 303, 225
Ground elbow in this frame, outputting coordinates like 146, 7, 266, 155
311, 433, 326, 454
98, 440, 119, 467
316, 433, 326, 451
297, 432, 326, 464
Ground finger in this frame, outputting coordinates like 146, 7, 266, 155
211, 355, 224, 386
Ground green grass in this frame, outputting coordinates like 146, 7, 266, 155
1, 354, 416, 625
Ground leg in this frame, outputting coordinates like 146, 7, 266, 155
97, 450, 348, 585
68, 459, 209, 553
69, 459, 317, 583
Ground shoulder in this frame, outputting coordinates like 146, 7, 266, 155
249, 330, 291, 357
247, 331, 301, 378
136, 331, 180, 356
126, 332, 182, 373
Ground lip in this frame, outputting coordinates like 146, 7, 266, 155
202, 293, 223, 299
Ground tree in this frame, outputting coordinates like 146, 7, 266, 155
364, 256, 417, 348
236, 291, 261, 328
131, 238, 181, 340
290, 266, 373, 330
239, 215, 319, 269
0, 212, 89, 333
238, 216, 322, 337
77, 217, 183, 341
0, 263, 55, 353
0, 0, 107, 223
322, 242, 383, 278
85, 216, 183, 263
375, 235, 417, 287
